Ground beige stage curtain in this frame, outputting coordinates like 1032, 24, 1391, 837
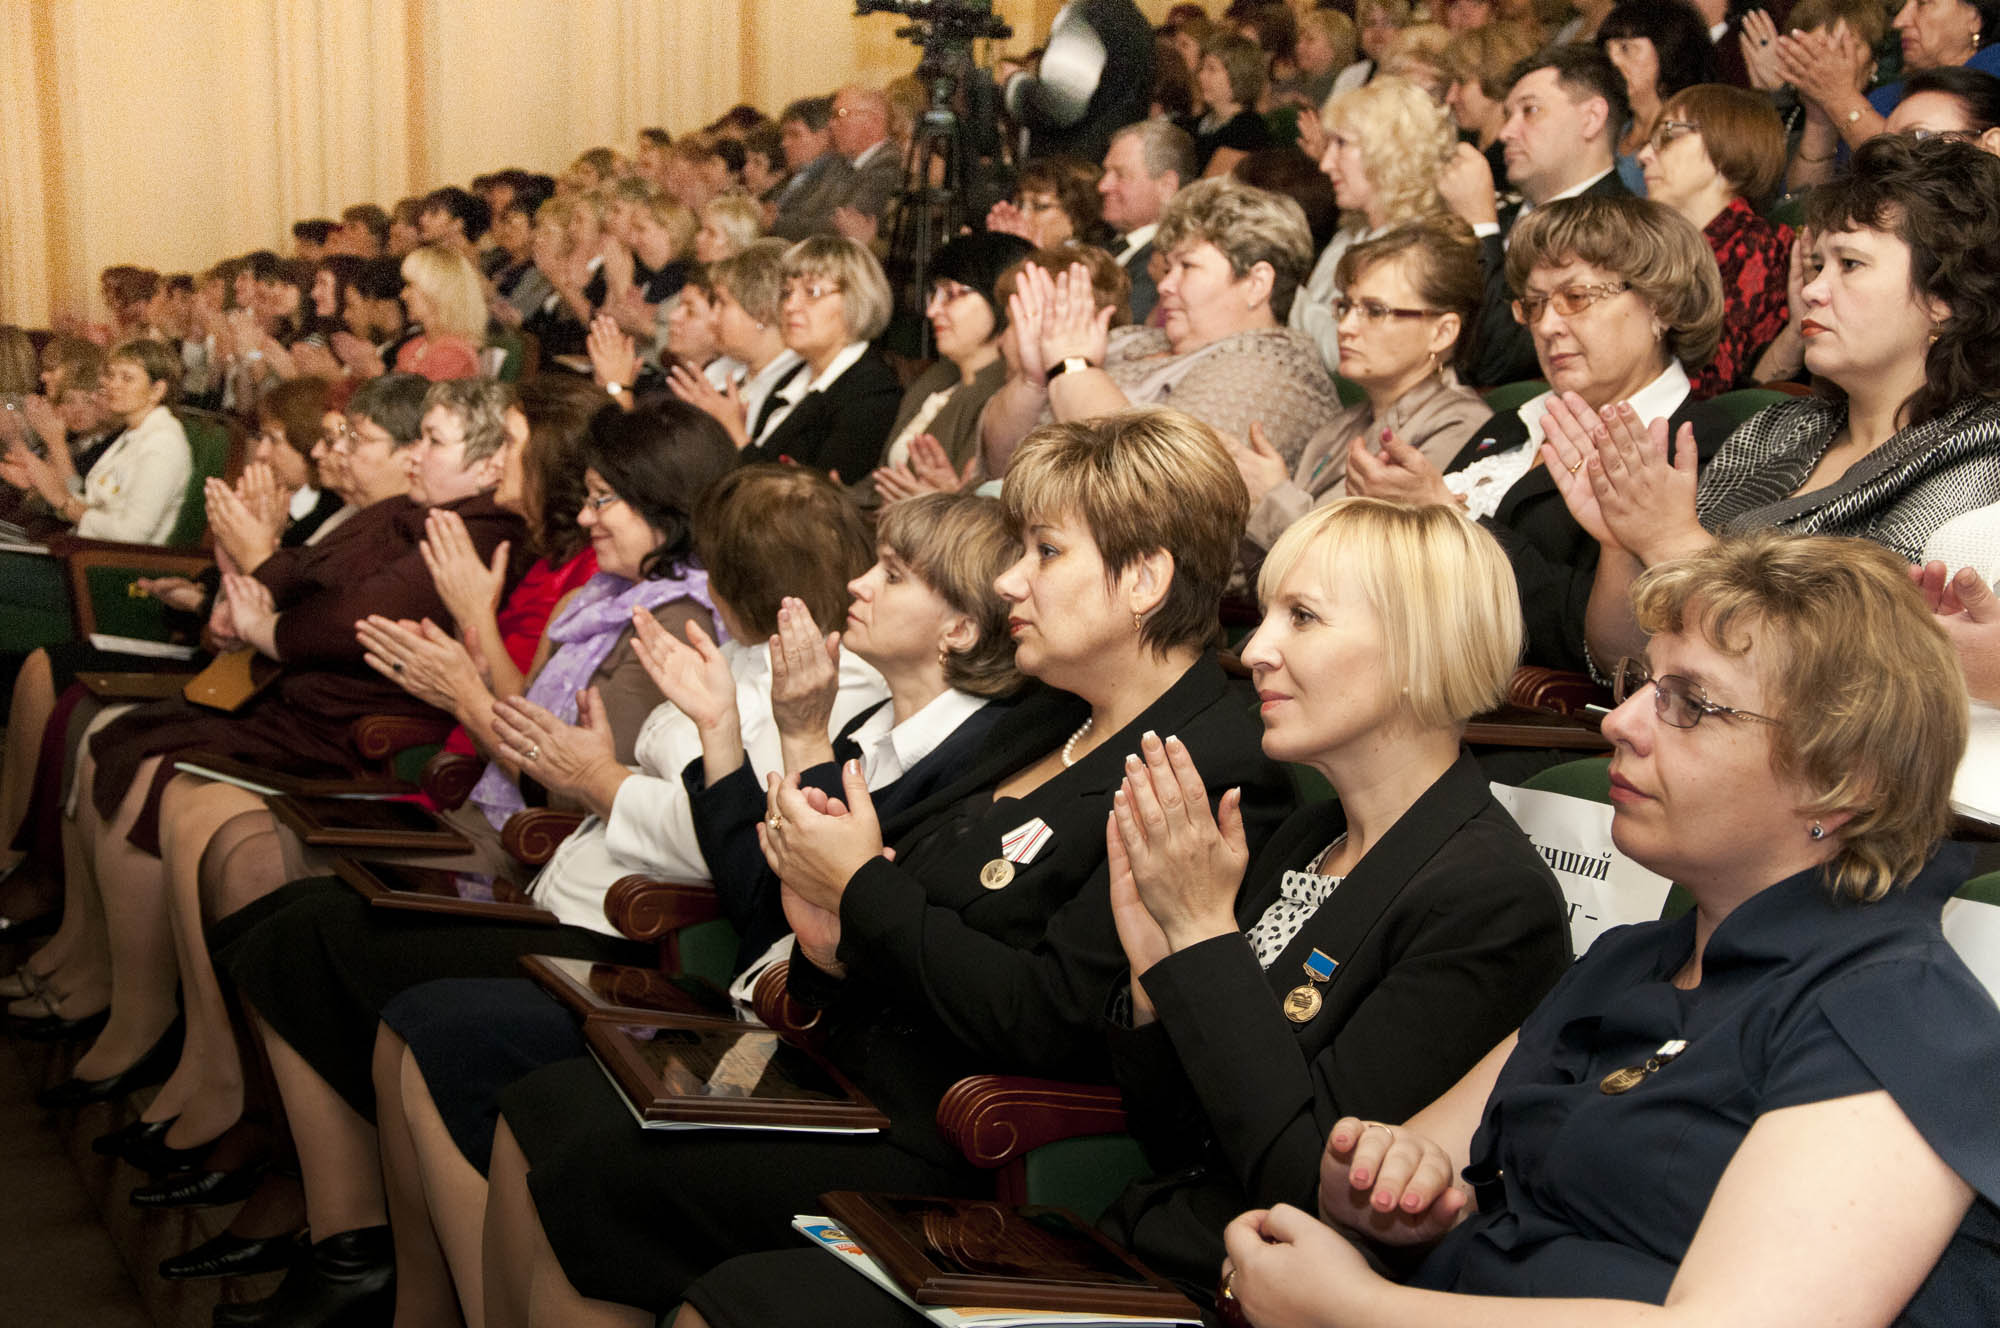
0, 0, 747, 328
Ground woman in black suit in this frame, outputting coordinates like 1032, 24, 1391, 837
740, 235, 903, 481
1347, 195, 1738, 674
677, 498, 1574, 1327
478, 406, 1298, 1325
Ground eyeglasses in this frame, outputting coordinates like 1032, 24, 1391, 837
1909, 126, 1972, 142
1611, 657, 1779, 731
1016, 195, 1064, 214
1334, 297, 1440, 324
325, 420, 359, 452
581, 491, 624, 513
1646, 118, 1701, 151
1511, 281, 1630, 325
783, 280, 843, 304
927, 281, 977, 307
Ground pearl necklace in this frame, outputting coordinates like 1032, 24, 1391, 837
1061, 717, 1095, 768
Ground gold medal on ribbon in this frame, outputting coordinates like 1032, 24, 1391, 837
1282, 985, 1323, 1023
979, 859, 1015, 890
1598, 1038, 1688, 1096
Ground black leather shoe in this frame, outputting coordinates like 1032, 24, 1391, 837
94, 1116, 174, 1157
123, 1129, 220, 1177
34, 1018, 183, 1110
14, 1006, 110, 1043
255, 1225, 394, 1328
212, 1292, 279, 1327
133, 1164, 265, 1209
161, 1229, 301, 1280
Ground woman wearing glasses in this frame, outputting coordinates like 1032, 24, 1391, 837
1347, 195, 1736, 674
1637, 85, 1794, 397
1222, 532, 2000, 1328
1237, 218, 1489, 555
1553, 136, 2000, 673
739, 235, 902, 482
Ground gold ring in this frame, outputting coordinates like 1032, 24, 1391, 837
524, 745, 540, 762
1363, 1121, 1395, 1142
1219, 1269, 1236, 1302
1566, 460, 1583, 475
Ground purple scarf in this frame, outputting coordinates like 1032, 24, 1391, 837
470, 566, 719, 827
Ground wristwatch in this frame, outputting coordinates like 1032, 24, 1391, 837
605, 381, 627, 398
1045, 356, 1094, 382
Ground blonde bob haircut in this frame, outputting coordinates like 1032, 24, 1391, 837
709, 239, 789, 325
1504, 194, 1724, 371
780, 235, 893, 343
399, 244, 489, 344
1155, 177, 1316, 322
700, 193, 766, 259
876, 492, 1023, 699
1631, 532, 1966, 904
1323, 76, 1456, 228
1258, 499, 1521, 731
1001, 406, 1248, 657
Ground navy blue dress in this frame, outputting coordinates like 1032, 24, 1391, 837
1417, 847, 2000, 1322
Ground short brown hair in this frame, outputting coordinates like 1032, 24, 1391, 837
694, 465, 872, 638
710, 238, 789, 325
1336, 215, 1483, 371
1504, 194, 1724, 371
1259, 499, 1521, 730
1666, 84, 1788, 205
109, 338, 182, 405
877, 493, 1023, 698
1001, 406, 1248, 656
1442, 20, 1540, 99
1156, 177, 1316, 322
1631, 532, 1966, 902
1203, 32, 1269, 106
1016, 156, 1107, 242
255, 377, 334, 463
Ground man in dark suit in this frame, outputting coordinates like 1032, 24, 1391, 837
828, 85, 902, 227
770, 96, 857, 242
1445, 46, 1632, 388
1098, 120, 1194, 324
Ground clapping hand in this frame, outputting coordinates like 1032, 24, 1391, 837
1775, 21, 1866, 111
1912, 561, 2000, 703
667, 361, 748, 442
1038, 261, 1113, 371
1739, 10, 1786, 92
420, 507, 509, 634
630, 610, 739, 735
330, 331, 386, 379
1109, 732, 1245, 952
1344, 426, 1457, 507
872, 433, 976, 503
758, 761, 887, 914
1007, 263, 1054, 385
205, 473, 280, 572
356, 614, 485, 714
1542, 395, 1703, 563
985, 199, 1037, 243
220, 570, 279, 654
1225, 420, 1290, 506
587, 313, 640, 392
768, 597, 841, 746
238, 461, 287, 534
491, 689, 623, 807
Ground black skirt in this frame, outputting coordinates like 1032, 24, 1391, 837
213, 878, 648, 1119
498, 1056, 980, 1311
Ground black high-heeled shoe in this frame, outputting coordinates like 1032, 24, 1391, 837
133, 1162, 265, 1209
159, 1228, 302, 1281
34, 1017, 183, 1110
229, 1225, 393, 1328
93, 1115, 175, 1158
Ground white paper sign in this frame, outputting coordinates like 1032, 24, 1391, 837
1490, 782, 1676, 957
1943, 897, 2000, 1004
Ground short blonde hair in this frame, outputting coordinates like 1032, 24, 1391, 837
710, 238, 788, 324
1442, 20, 1541, 99
399, 244, 488, 344
1155, 177, 1316, 322
700, 193, 765, 259
1631, 532, 1966, 902
780, 235, 893, 342
1324, 76, 1456, 227
638, 192, 699, 257
1504, 194, 1724, 371
1258, 499, 1521, 730
1299, 9, 1359, 73
1002, 406, 1248, 657
1381, 24, 1452, 100
877, 493, 1023, 699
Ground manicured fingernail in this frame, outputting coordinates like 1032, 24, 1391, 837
1125, 753, 1141, 769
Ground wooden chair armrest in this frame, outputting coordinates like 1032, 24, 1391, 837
1507, 666, 1611, 717
350, 713, 455, 762
749, 958, 825, 1043
1464, 705, 1611, 751
501, 809, 585, 866
937, 1075, 1130, 1171
420, 750, 485, 810
602, 875, 721, 942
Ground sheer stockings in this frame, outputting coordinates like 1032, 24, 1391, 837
376, 1029, 472, 1328
482, 1118, 652, 1328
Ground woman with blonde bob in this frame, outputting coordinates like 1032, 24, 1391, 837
1296, 75, 1461, 372
395, 243, 488, 381
740, 234, 902, 480
1222, 531, 2000, 1328
671, 498, 1572, 1327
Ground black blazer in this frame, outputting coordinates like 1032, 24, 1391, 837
740, 344, 902, 481
1121, 237, 1159, 324
791, 655, 1298, 1165
1100, 752, 1571, 1291
1445, 392, 1738, 673
1465, 171, 1631, 390
680, 696, 1014, 975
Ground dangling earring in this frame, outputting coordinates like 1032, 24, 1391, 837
937, 643, 949, 669
1133, 611, 1145, 634
1809, 821, 1826, 841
